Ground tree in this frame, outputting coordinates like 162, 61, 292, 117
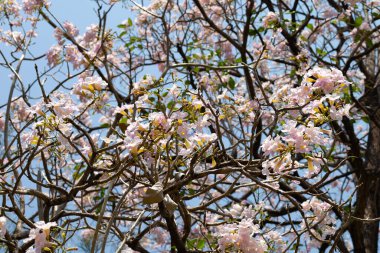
0, 0, 380, 252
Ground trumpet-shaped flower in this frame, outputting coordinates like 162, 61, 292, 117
25, 221, 57, 253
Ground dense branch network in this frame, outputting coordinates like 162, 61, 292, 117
0, 0, 380, 252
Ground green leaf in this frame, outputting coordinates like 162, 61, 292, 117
72, 164, 84, 181
74, 163, 82, 171
258, 26, 265, 33
119, 117, 128, 132
228, 77, 235, 89
306, 23, 314, 30
362, 116, 370, 123
128, 18, 133, 26
217, 60, 226, 66
248, 29, 256, 36
100, 188, 105, 198
366, 38, 373, 48
355, 16, 363, 27
343, 205, 351, 213
72, 170, 84, 181
372, 12, 380, 21
290, 68, 296, 78
100, 123, 110, 128
119, 117, 128, 124
186, 239, 196, 249
118, 31, 127, 38
285, 10, 296, 14
196, 239, 206, 250
316, 48, 327, 56
167, 100, 175, 110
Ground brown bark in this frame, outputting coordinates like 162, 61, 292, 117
363, 97, 380, 253
350, 53, 380, 252
350, 111, 380, 253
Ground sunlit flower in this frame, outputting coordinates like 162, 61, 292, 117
25, 221, 57, 253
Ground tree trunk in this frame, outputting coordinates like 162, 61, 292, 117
362, 91, 380, 253
350, 52, 380, 252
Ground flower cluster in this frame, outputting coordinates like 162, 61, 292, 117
215, 219, 267, 253
301, 197, 336, 249
72, 76, 107, 100
261, 67, 353, 178
25, 221, 57, 253
22, 0, 49, 14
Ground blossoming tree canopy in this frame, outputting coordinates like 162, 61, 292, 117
1, 0, 380, 252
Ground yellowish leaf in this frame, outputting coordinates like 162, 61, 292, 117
307, 157, 314, 171
211, 157, 217, 168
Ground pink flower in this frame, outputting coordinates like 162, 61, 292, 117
359, 22, 371, 31
80, 229, 95, 242
216, 219, 267, 253
65, 44, 82, 69
11, 98, 31, 123
195, 114, 211, 131
72, 76, 107, 99
5, 30, 24, 48
132, 75, 155, 93
330, 104, 351, 121
304, 67, 347, 94
0, 217, 6, 237
47, 91, 78, 118
23, 0, 50, 14
169, 84, 180, 96
63, 21, 79, 38
171, 111, 188, 120
25, 221, 57, 253
190, 133, 217, 146
305, 157, 324, 178
46, 45, 62, 67
302, 197, 334, 222
314, 78, 335, 94
261, 136, 284, 156
282, 122, 327, 153
149, 112, 170, 130
2, 0, 22, 17
263, 12, 278, 28
301, 197, 336, 248
54, 22, 79, 44
177, 123, 190, 138
229, 204, 243, 217
82, 24, 99, 45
